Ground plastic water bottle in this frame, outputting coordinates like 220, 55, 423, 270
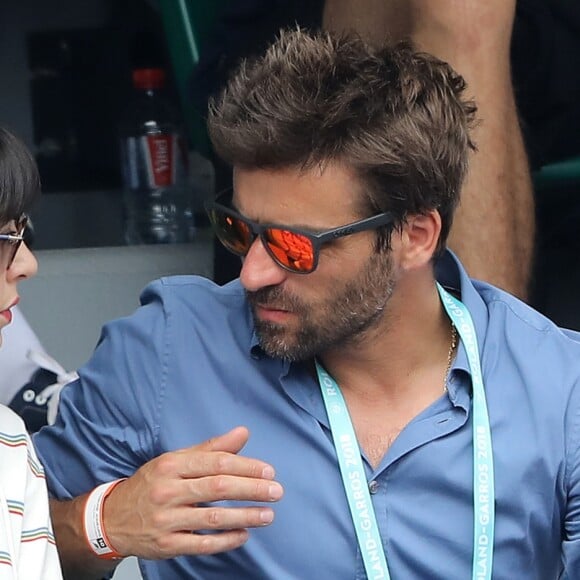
119, 68, 195, 245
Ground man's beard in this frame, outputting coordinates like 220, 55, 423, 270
247, 250, 396, 361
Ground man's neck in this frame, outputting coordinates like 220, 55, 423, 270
315, 272, 455, 468
317, 273, 452, 402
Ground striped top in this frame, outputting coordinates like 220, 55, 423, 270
0, 405, 61, 579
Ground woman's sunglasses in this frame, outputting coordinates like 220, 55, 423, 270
205, 197, 394, 274
0, 215, 30, 270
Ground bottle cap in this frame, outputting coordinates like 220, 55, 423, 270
132, 68, 166, 90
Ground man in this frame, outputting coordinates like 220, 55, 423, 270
35, 29, 579, 578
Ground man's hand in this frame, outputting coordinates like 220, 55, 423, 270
103, 426, 283, 559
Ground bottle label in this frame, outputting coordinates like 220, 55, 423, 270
121, 133, 188, 191
142, 134, 178, 187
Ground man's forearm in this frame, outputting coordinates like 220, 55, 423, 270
50, 497, 120, 580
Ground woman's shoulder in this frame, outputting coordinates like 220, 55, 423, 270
0, 404, 26, 437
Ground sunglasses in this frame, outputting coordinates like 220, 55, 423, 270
0, 215, 29, 270
205, 197, 394, 274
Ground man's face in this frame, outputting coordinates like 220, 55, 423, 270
234, 164, 399, 361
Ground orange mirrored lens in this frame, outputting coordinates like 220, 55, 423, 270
212, 211, 253, 255
265, 228, 315, 272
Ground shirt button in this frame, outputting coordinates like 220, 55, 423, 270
368, 480, 379, 494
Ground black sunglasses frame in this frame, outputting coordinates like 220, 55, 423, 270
205, 200, 395, 274
0, 215, 29, 270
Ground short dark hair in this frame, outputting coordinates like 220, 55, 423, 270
0, 128, 41, 227
208, 28, 477, 254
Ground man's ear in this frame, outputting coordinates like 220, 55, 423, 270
399, 210, 442, 270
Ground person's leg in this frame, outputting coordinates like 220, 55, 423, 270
323, 0, 534, 300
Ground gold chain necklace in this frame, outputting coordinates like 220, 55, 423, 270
443, 323, 458, 392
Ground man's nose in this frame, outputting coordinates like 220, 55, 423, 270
239, 237, 287, 292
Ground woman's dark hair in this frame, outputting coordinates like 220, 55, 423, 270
208, 28, 477, 255
0, 128, 41, 227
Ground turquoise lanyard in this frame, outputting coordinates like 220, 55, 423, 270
315, 283, 495, 579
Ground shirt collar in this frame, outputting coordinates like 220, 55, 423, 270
436, 249, 490, 405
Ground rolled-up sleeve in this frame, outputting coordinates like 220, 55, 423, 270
33, 280, 170, 498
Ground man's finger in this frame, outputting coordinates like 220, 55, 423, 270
157, 505, 276, 535
149, 528, 251, 559
177, 474, 284, 504
197, 426, 250, 454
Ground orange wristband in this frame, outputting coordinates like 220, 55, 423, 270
82, 479, 126, 560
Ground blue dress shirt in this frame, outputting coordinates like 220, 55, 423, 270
34, 251, 580, 579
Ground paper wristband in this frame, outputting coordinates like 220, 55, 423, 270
83, 479, 126, 559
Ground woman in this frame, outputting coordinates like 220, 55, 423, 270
0, 127, 62, 578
